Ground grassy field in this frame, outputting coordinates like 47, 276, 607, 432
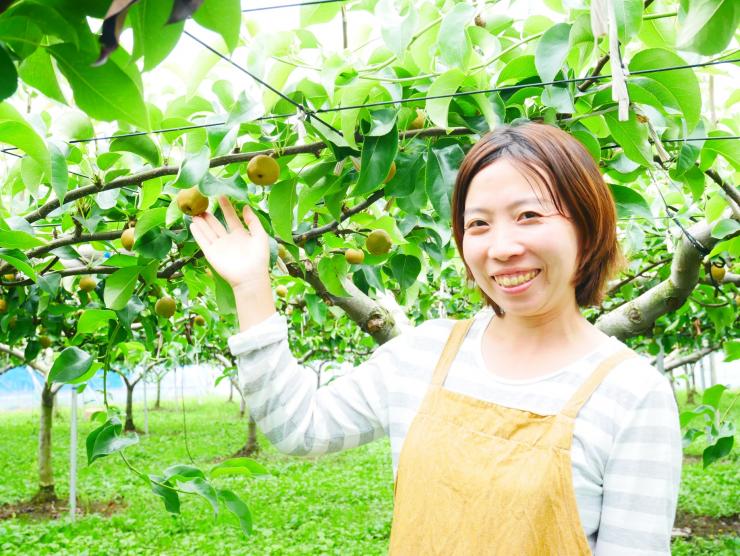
0, 390, 737, 555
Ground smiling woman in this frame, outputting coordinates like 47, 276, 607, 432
193, 122, 682, 555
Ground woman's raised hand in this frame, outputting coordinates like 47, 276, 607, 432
189, 196, 271, 289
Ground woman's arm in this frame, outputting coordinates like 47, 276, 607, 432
228, 312, 396, 456
594, 373, 682, 555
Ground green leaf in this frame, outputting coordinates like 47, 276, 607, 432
162, 464, 206, 482
48, 141, 68, 203
425, 143, 464, 223
426, 68, 466, 129
300, 1, 342, 26
701, 384, 727, 409
389, 254, 421, 289
379, 1, 417, 60
609, 184, 653, 220
134, 207, 168, 240
136, 228, 172, 259
604, 111, 652, 166
179, 477, 219, 516
570, 130, 600, 163
130, 0, 185, 71
0, 16, 42, 58
438, 3, 474, 68
86, 416, 139, 465
17, 47, 65, 104
497, 55, 536, 86
317, 255, 350, 297
0, 44, 18, 101
48, 347, 93, 384
210, 457, 270, 479
0, 102, 50, 174
353, 124, 398, 196
677, 0, 738, 55
0, 229, 44, 249
702, 434, 734, 468
76, 308, 117, 335
193, 0, 240, 52
535, 23, 571, 83
200, 172, 249, 201
629, 49, 701, 133
174, 145, 210, 187
110, 134, 161, 166
49, 44, 149, 130
150, 474, 181, 514
702, 130, 740, 171
613, 0, 643, 43
724, 339, 740, 362
711, 219, 740, 240
268, 180, 297, 244
217, 488, 253, 535
104, 267, 141, 311
0, 248, 37, 281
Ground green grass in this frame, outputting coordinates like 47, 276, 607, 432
0, 390, 736, 555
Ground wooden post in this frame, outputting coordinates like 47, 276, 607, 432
69, 388, 77, 521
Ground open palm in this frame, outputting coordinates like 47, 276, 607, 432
189, 196, 271, 288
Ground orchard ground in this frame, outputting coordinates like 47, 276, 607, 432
0, 392, 737, 555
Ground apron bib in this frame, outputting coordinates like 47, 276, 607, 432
389, 319, 635, 555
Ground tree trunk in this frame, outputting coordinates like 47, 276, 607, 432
155, 377, 162, 409
32, 383, 57, 504
228, 380, 234, 402
245, 416, 259, 456
124, 380, 136, 433
239, 391, 246, 418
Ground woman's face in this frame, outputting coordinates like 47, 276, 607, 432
462, 158, 581, 318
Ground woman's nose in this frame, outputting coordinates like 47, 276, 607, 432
486, 228, 526, 261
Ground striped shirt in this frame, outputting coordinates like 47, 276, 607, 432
228, 306, 682, 555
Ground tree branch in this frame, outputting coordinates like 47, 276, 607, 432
596, 219, 739, 339
0, 343, 49, 375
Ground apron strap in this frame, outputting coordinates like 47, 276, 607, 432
560, 348, 637, 419
430, 319, 475, 387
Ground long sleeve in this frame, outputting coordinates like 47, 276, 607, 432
593, 373, 682, 555
228, 312, 398, 457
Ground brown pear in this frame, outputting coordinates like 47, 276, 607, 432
155, 296, 176, 318
247, 154, 280, 186
121, 228, 136, 250
176, 187, 209, 216
79, 276, 97, 292
345, 248, 365, 265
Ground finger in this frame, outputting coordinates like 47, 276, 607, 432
191, 216, 218, 243
218, 196, 244, 232
189, 220, 212, 249
202, 212, 228, 237
242, 203, 267, 239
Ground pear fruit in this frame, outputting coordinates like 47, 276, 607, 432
409, 109, 425, 130
0, 298, 6, 313
365, 229, 392, 255
193, 315, 206, 326
39, 336, 52, 349
710, 264, 726, 283
247, 154, 280, 186
121, 228, 136, 250
345, 248, 365, 265
276, 285, 288, 298
155, 296, 176, 318
79, 276, 97, 293
3, 273, 15, 281
177, 187, 209, 216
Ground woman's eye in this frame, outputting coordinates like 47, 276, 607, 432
519, 211, 541, 220
466, 220, 487, 229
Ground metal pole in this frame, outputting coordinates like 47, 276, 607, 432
143, 376, 149, 435
69, 388, 77, 521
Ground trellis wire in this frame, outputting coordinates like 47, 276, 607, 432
242, 0, 346, 13
1, 58, 735, 154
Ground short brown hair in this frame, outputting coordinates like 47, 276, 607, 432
451, 122, 625, 316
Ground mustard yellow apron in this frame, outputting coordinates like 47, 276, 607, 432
389, 319, 636, 555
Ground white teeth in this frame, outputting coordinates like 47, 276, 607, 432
495, 270, 538, 287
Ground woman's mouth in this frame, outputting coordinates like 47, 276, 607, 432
493, 269, 540, 289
